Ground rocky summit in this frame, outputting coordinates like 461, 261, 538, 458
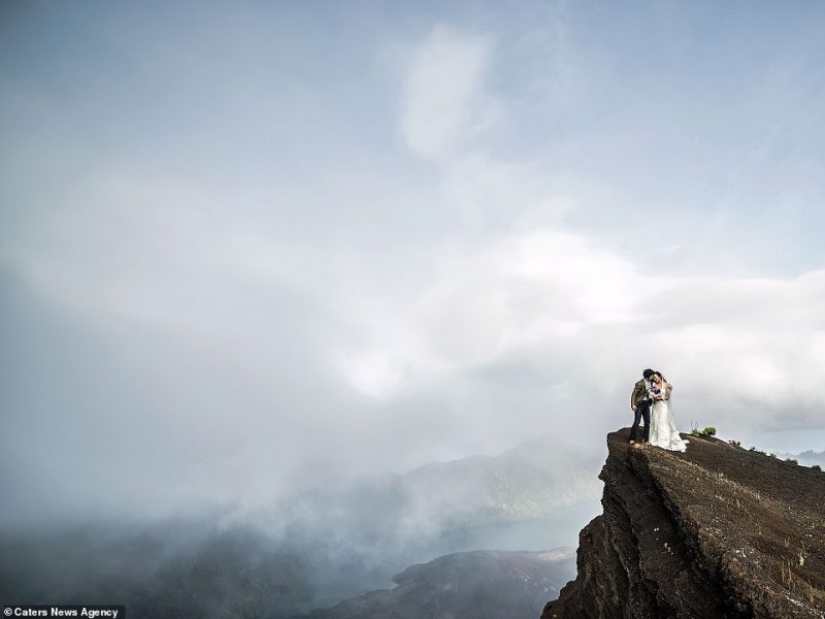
543, 428, 825, 619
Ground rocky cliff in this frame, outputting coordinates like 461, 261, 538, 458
543, 429, 825, 619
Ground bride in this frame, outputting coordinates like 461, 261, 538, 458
648, 372, 688, 452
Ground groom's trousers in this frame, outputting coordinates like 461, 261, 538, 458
630, 399, 651, 442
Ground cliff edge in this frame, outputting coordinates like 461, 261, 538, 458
543, 428, 825, 619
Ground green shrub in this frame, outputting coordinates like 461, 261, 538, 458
812, 465, 821, 472
729, 439, 741, 447
690, 426, 717, 438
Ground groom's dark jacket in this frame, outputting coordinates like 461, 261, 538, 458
630, 379, 648, 410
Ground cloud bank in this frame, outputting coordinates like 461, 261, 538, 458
2, 2, 824, 527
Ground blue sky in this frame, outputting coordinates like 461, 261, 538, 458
2, 1, 825, 524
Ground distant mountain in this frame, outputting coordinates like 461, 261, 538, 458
272, 435, 601, 546
294, 548, 575, 619
1, 438, 600, 618
0, 521, 314, 619
787, 450, 825, 467
397, 436, 600, 527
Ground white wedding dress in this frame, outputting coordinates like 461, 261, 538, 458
648, 383, 688, 452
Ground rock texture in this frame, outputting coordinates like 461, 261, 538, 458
543, 428, 825, 619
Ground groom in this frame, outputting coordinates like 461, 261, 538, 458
629, 368, 656, 445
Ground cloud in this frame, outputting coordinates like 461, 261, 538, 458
2, 6, 825, 529
400, 25, 497, 160
333, 226, 825, 440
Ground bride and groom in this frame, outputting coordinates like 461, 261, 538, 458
629, 368, 688, 452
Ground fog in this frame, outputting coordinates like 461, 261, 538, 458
1, 426, 599, 615
2, 1, 825, 614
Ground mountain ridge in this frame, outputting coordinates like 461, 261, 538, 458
1, 436, 598, 619
543, 428, 825, 619
291, 548, 576, 619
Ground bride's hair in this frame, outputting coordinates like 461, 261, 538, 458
653, 371, 664, 381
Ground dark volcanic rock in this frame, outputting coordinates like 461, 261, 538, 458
543, 429, 825, 619
295, 548, 575, 619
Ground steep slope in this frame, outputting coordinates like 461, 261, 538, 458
543, 428, 825, 619
294, 548, 575, 619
